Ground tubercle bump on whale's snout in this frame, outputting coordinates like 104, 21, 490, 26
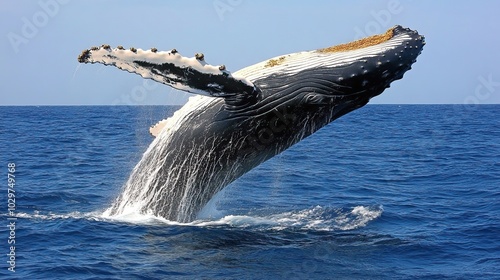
393, 25, 426, 43
398, 25, 425, 59
385, 25, 425, 80
391, 25, 426, 61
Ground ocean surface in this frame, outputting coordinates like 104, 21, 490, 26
0, 105, 499, 279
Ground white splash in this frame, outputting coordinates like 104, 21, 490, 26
15, 205, 383, 232
13, 210, 98, 221
102, 94, 217, 218
335, 205, 384, 230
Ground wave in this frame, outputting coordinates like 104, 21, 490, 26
191, 205, 384, 231
9, 205, 382, 232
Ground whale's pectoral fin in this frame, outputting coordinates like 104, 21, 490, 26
78, 46, 260, 106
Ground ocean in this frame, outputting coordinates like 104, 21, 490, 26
0, 105, 499, 279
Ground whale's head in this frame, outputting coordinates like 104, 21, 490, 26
235, 25, 425, 121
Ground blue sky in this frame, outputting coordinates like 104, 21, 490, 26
1, 0, 499, 105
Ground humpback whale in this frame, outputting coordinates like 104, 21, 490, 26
78, 26, 425, 222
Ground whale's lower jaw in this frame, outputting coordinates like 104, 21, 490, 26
90, 26, 425, 222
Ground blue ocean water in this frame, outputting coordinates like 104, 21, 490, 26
0, 105, 499, 279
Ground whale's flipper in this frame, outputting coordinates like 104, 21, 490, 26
78, 46, 260, 106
